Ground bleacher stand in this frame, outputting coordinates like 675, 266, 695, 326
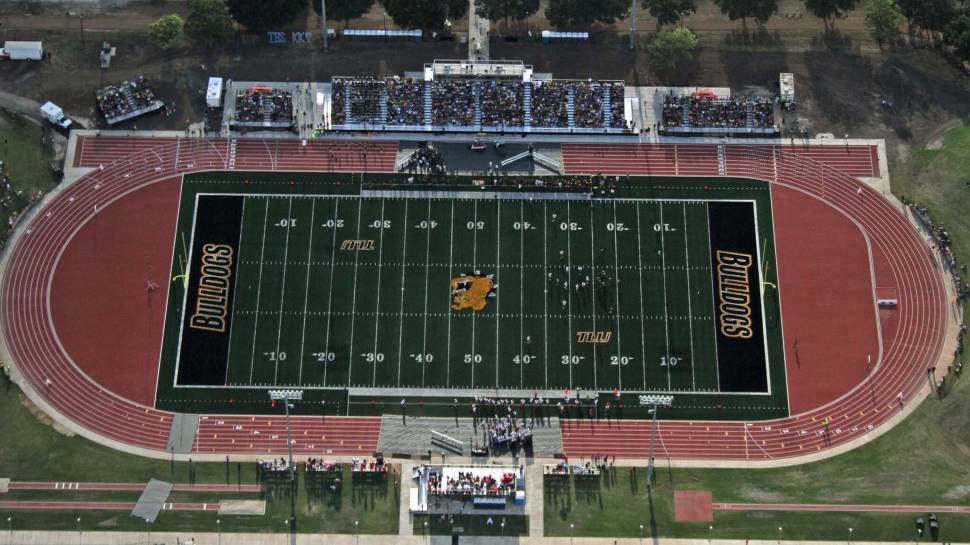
480, 81, 524, 128
386, 77, 423, 126
574, 81, 605, 128
608, 83, 626, 128
531, 80, 569, 127
234, 86, 293, 124
661, 93, 778, 134
427, 468, 517, 497
95, 75, 164, 125
431, 80, 475, 127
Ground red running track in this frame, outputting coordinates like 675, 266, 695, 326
714, 502, 970, 513
9, 482, 262, 492
0, 501, 219, 511
0, 137, 945, 462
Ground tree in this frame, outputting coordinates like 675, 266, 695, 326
898, 0, 955, 32
382, 0, 468, 31
147, 14, 185, 49
648, 26, 698, 71
713, 0, 779, 27
865, 0, 904, 47
226, 0, 307, 32
641, 0, 697, 27
544, 0, 630, 28
945, 10, 970, 59
475, 0, 540, 25
312, 0, 374, 27
804, 0, 860, 25
186, 0, 236, 47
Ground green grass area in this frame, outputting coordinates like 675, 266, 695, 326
155, 172, 788, 421
0, 383, 399, 534
0, 111, 60, 239
547, 369, 970, 541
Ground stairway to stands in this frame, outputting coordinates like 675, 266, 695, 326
567, 86, 576, 128
523, 83, 533, 128
473, 83, 483, 128
380, 88, 389, 124
423, 82, 433, 125
603, 86, 613, 127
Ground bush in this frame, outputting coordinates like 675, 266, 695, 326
147, 14, 185, 50
648, 26, 698, 72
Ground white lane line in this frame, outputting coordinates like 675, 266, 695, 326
543, 201, 549, 389
223, 196, 247, 385
273, 196, 294, 384
589, 202, 598, 390
706, 201, 721, 391
321, 199, 340, 387
683, 202, 697, 391
446, 200, 455, 387
495, 198, 501, 388
519, 201, 525, 388
636, 202, 647, 390
612, 201, 623, 390
297, 198, 316, 385
371, 199, 387, 386
420, 199, 432, 387
471, 200, 479, 388
659, 203, 672, 390
566, 200, 573, 388
345, 198, 364, 388
396, 200, 410, 386
248, 197, 270, 384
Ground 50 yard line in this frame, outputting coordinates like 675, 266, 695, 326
519, 201, 525, 388
495, 198, 501, 387
543, 202, 549, 388
445, 200, 455, 386
296, 198, 316, 385
272, 196, 294, 385
247, 197, 270, 384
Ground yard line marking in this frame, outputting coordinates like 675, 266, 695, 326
659, 203, 673, 389
223, 196, 247, 385
566, 201, 573, 389
273, 196, 294, 384
346, 198, 365, 389
706, 201, 721, 391
446, 200, 455, 387
471, 200, 479, 389
396, 200, 409, 386
519, 201, 525, 388
589, 202, 598, 390
296, 199, 317, 385
321, 199, 340, 388
543, 202, 549, 389
420, 200, 432, 387
683, 203, 697, 391
495, 198, 501, 388
372, 199, 388, 387
612, 201, 623, 390
248, 197, 270, 384
635, 202, 648, 390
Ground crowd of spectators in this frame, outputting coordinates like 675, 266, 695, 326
432, 80, 476, 126
608, 82, 626, 128
331, 79, 347, 124
235, 88, 293, 124
306, 458, 341, 472
662, 95, 777, 130
386, 77, 424, 125
96, 76, 162, 122
350, 457, 387, 473
427, 469, 516, 497
403, 145, 447, 175
574, 81, 606, 128
258, 458, 291, 472
0, 161, 44, 249
531, 80, 570, 127
480, 81, 525, 127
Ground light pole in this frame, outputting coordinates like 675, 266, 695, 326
79, 14, 85, 50
7, 516, 11, 545
570, 523, 574, 545
283, 520, 289, 545
501, 520, 505, 538
355, 520, 360, 545
144, 518, 150, 545
628, 0, 637, 50
639, 523, 644, 545
778, 526, 783, 545
424, 520, 428, 545
848, 527, 853, 545
76, 517, 81, 545
382, 11, 388, 42
217, 519, 222, 545
269, 389, 301, 543
319, 0, 328, 50
709, 524, 713, 544
642, 395, 674, 489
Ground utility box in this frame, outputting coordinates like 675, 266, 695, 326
0, 41, 44, 61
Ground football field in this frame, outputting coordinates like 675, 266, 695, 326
156, 173, 788, 419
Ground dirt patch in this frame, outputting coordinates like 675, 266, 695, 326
738, 485, 787, 503
20, 394, 76, 438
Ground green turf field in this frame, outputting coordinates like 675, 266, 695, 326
155, 172, 788, 420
